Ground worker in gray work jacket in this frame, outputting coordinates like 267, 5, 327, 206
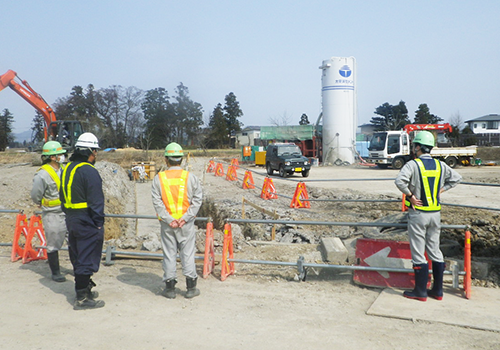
395, 130, 462, 302
31, 141, 68, 282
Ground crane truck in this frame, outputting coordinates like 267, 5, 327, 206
0, 69, 83, 150
366, 123, 477, 169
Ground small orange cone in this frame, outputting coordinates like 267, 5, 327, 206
225, 165, 237, 181
11, 213, 28, 262
220, 223, 235, 281
207, 160, 216, 173
230, 158, 239, 169
215, 163, 224, 177
290, 182, 311, 208
260, 177, 278, 200
203, 222, 215, 279
22, 215, 47, 264
464, 229, 472, 299
242, 171, 255, 189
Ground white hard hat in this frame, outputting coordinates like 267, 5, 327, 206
75, 132, 100, 149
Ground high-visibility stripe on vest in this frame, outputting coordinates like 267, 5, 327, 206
158, 169, 190, 220
61, 162, 94, 209
38, 164, 63, 207
405, 158, 442, 212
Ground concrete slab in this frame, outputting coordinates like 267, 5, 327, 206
367, 286, 500, 332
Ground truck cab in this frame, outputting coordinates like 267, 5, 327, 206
368, 131, 410, 169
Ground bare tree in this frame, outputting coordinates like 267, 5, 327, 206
269, 111, 293, 126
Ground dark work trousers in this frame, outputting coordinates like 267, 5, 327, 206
67, 216, 104, 277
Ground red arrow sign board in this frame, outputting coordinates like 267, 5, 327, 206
353, 238, 431, 289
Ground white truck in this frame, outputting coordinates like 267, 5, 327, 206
366, 123, 477, 169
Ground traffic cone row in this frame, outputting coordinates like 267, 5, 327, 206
11, 213, 47, 264
290, 182, 311, 208
260, 177, 278, 200
225, 165, 238, 181
220, 223, 235, 281
242, 171, 255, 189
202, 222, 215, 279
206, 160, 216, 173
215, 163, 224, 177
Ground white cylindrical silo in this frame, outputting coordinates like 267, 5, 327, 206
319, 56, 357, 165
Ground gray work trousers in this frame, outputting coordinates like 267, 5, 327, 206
407, 209, 444, 265
42, 211, 67, 253
160, 220, 198, 281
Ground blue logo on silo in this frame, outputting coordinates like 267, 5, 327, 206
339, 65, 352, 77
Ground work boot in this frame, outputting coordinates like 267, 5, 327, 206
74, 288, 105, 310
47, 251, 66, 282
88, 279, 99, 299
403, 263, 428, 301
185, 277, 200, 299
162, 279, 177, 299
427, 261, 445, 300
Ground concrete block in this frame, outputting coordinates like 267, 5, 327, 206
342, 236, 361, 264
320, 237, 348, 264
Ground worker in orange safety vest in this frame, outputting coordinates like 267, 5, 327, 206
151, 142, 203, 299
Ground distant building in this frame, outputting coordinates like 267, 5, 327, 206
465, 114, 500, 134
234, 126, 261, 147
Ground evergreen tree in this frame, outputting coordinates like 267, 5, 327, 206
414, 103, 443, 124
207, 104, 229, 148
142, 87, 174, 149
299, 113, 310, 125
0, 109, 14, 151
223, 92, 243, 137
370, 101, 410, 130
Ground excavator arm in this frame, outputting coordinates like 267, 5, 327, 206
0, 69, 57, 141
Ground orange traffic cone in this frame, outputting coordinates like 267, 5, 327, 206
230, 158, 239, 169
220, 223, 235, 281
290, 182, 311, 208
203, 222, 215, 279
242, 170, 255, 189
207, 160, 216, 173
260, 177, 278, 200
215, 163, 224, 177
11, 213, 28, 262
225, 165, 237, 181
22, 215, 47, 264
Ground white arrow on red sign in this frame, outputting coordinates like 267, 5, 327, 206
364, 246, 412, 278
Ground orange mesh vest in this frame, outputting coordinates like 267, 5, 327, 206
158, 169, 190, 219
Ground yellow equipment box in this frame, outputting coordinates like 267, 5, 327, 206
255, 151, 266, 166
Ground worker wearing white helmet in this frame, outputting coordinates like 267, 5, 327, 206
395, 131, 462, 302
31, 141, 67, 282
60, 132, 105, 310
151, 142, 203, 299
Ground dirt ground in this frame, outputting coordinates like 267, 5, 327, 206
1, 151, 500, 349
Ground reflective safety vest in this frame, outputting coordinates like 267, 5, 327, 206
61, 162, 94, 209
158, 169, 190, 220
406, 158, 442, 212
38, 164, 63, 207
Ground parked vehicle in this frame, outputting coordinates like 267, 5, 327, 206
265, 143, 311, 177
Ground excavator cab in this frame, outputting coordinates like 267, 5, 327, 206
48, 120, 84, 150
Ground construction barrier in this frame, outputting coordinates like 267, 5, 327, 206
225, 165, 237, 181
203, 222, 215, 279
215, 163, 224, 177
220, 223, 235, 281
207, 160, 216, 173
242, 171, 255, 189
290, 182, 310, 209
464, 229, 472, 299
11, 213, 29, 262
22, 215, 48, 264
260, 177, 278, 200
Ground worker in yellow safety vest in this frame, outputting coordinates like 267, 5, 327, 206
31, 141, 67, 282
395, 131, 462, 301
151, 142, 203, 299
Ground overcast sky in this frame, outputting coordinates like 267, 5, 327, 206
1, 1, 499, 134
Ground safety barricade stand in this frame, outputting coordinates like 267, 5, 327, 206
225, 165, 238, 181
11, 212, 29, 262
464, 229, 472, 299
207, 160, 216, 173
242, 171, 255, 189
290, 182, 311, 209
220, 223, 235, 281
230, 158, 239, 169
260, 177, 278, 200
215, 163, 224, 177
203, 222, 215, 278
22, 215, 47, 264
402, 194, 409, 212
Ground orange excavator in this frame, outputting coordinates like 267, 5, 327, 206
0, 69, 83, 150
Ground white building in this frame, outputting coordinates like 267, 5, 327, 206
234, 126, 261, 147
466, 114, 500, 134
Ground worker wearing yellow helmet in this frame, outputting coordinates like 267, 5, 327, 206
31, 141, 67, 282
395, 130, 462, 302
151, 142, 203, 299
